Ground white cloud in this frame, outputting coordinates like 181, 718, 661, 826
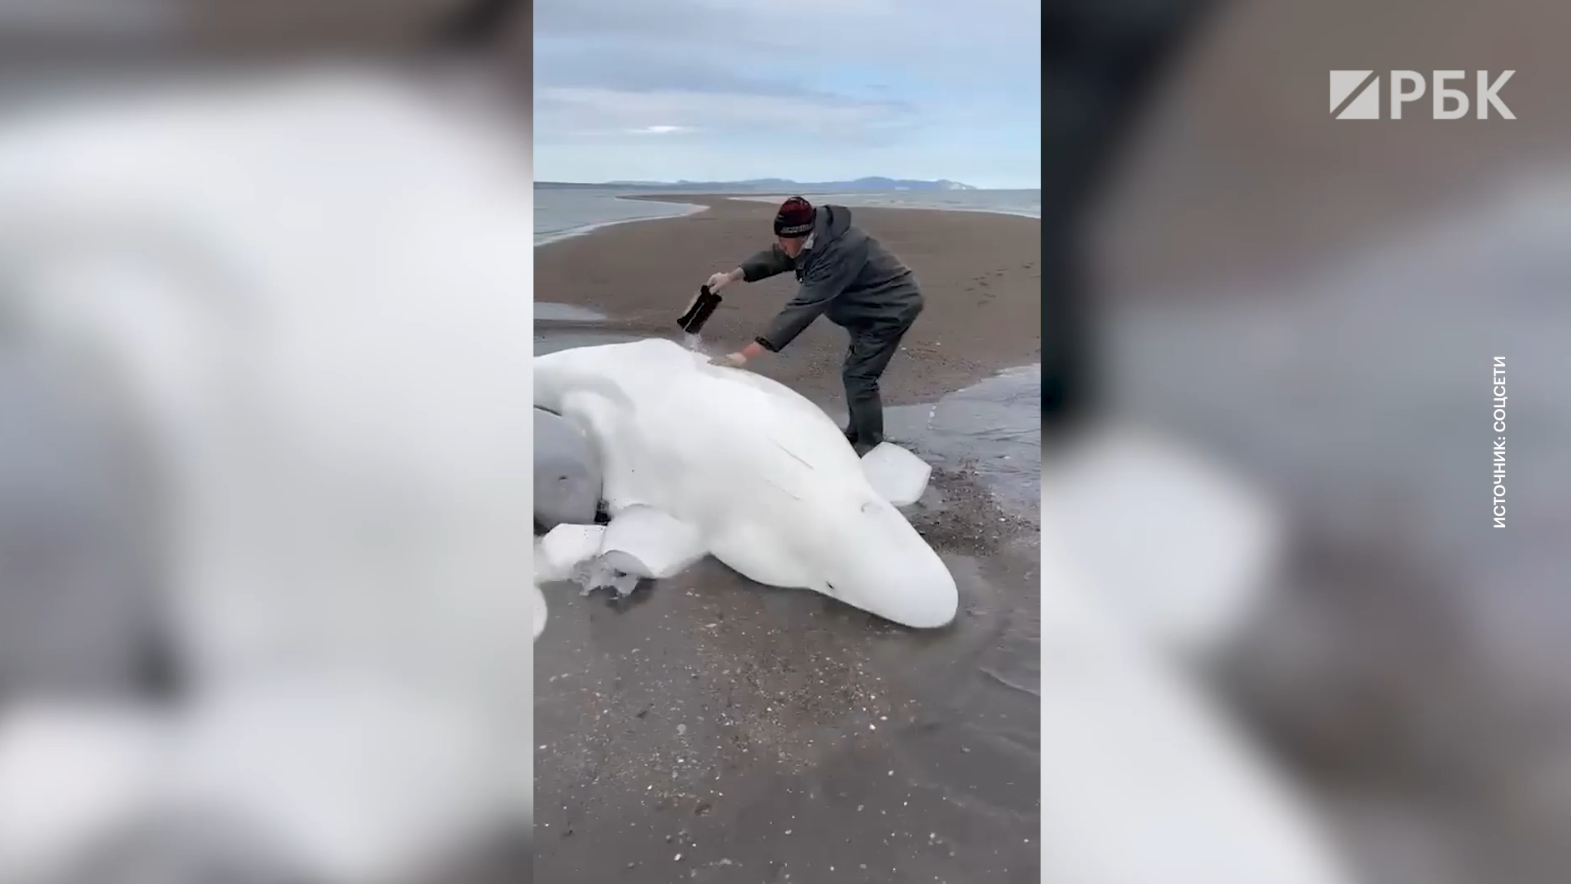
536, 87, 913, 139
532, 0, 1039, 184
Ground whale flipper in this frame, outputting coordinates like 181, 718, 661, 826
538, 524, 605, 582
859, 442, 932, 507
594, 505, 706, 580
537, 508, 709, 598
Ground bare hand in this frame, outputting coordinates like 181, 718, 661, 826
710, 351, 748, 368
706, 271, 735, 292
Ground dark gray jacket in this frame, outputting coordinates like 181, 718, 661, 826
741, 205, 923, 352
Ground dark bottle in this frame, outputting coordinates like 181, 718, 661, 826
676, 285, 722, 334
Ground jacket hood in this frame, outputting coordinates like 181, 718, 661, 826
813, 204, 853, 244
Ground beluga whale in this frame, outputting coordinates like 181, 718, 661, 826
532, 337, 958, 629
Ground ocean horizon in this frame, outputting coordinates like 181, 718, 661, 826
534, 187, 1041, 246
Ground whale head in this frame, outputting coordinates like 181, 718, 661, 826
788, 489, 959, 630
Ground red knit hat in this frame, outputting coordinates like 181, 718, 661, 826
774, 196, 815, 237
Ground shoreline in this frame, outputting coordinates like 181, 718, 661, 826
533, 197, 709, 247
535, 191, 1042, 248
717, 192, 1042, 221
533, 195, 1043, 402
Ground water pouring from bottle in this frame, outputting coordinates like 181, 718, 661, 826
675, 285, 722, 353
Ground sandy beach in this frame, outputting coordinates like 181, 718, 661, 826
533, 199, 1044, 882
534, 195, 1043, 405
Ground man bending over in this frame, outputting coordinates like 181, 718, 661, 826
706, 196, 924, 454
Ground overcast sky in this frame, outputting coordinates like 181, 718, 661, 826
532, 0, 1040, 188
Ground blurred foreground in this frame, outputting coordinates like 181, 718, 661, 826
0, 65, 535, 884
1067, 1, 1571, 882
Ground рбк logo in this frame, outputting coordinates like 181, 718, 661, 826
1330, 70, 1515, 120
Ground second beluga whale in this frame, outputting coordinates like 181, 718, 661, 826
532, 337, 957, 629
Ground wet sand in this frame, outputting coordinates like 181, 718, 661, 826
533, 200, 1043, 882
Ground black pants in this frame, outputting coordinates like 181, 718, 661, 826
842, 311, 918, 446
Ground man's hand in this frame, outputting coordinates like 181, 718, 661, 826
706, 268, 742, 292
709, 341, 765, 368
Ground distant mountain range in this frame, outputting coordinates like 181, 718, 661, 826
536, 177, 978, 193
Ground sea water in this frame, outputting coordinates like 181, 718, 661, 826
727, 189, 1042, 219
533, 187, 1044, 248
533, 188, 704, 246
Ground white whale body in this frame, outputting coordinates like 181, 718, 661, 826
0, 73, 536, 883
533, 408, 602, 530
532, 338, 958, 629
